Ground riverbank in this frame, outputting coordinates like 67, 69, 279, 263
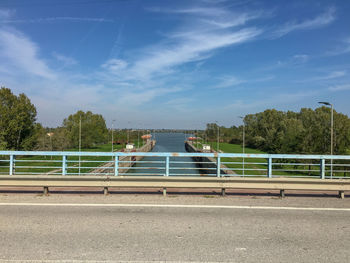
90, 140, 156, 175
185, 141, 235, 176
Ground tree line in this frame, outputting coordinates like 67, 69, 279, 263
0, 87, 109, 151
2, 86, 350, 154
0, 87, 155, 151
205, 108, 350, 155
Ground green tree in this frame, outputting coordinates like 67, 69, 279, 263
63, 110, 108, 148
0, 87, 37, 150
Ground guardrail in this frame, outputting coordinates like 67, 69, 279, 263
0, 151, 349, 197
0, 151, 350, 179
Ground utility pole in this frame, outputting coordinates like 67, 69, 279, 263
239, 116, 245, 176
111, 120, 116, 153
138, 129, 140, 149
79, 114, 81, 175
318, 102, 334, 178
215, 121, 219, 153
127, 121, 131, 144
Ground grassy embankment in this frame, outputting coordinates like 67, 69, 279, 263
195, 141, 321, 177
0, 140, 146, 175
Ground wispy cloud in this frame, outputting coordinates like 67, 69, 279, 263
147, 7, 229, 16
225, 90, 318, 110
0, 9, 14, 19
292, 54, 309, 63
114, 87, 184, 107
273, 7, 335, 37
98, 5, 263, 83
297, 70, 346, 83
326, 37, 350, 56
316, 70, 346, 80
130, 28, 261, 79
53, 52, 78, 67
0, 27, 56, 79
212, 76, 245, 89
329, 84, 350, 92
1, 17, 114, 23
101, 59, 128, 73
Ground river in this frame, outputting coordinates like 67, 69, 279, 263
127, 132, 200, 176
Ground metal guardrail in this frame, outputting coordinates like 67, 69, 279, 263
0, 151, 350, 179
0, 175, 348, 198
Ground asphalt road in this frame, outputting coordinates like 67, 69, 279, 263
0, 196, 350, 262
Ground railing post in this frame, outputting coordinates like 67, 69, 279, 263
320, 158, 325, 179
165, 156, 170, 176
217, 156, 221, 177
62, 155, 67, 175
9, 155, 14, 175
114, 156, 119, 176
268, 157, 272, 178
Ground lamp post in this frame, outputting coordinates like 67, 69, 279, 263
239, 116, 245, 176
79, 114, 82, 175
127, 122, 130, 144
111, 120, 116, 153
215, 121, 219, 153
137, 127, 140, 149
318, 101, 334, 178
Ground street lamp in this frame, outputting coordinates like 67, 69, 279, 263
79, 114, 82, 175
111, 120, 116, 153
137, 125, 140, 149
239, 116, 245, 176
215, 121, 219, 153
318, 101, 334, 178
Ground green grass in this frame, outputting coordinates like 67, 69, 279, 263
0, 143, 126, 175
196, 141, 322, 177
4, 140, 150, 175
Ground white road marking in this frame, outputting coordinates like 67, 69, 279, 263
0, 261, 215, 263
0, 202, 349, 211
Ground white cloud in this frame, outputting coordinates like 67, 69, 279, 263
130, 28, 261, 79
1, 17, 114, 24
273, 7, 335, 37
328, 84, 350, 92
296, 70, 346, 83
0, 27, 56, 79
293, 54, 309, 63
225, 90, 318, 110
317, 71, 346, 80
114, 87, 184, 107
148, 7, 229, 17
212, 76, 245, 89
0, 9, 14, 20
101, 59, 128, 73
53, 52, 78, 66
326, 37, 350, 56
165, 97, 194, 105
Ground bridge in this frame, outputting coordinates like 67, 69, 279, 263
0, 149, 349, 198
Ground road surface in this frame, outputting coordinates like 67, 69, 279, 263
0, 194, 349, 262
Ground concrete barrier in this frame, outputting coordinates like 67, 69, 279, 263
90, 140, 156, 175
0, 175, 348, 198
185, 141, 235, 176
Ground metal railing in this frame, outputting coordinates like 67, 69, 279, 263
0, 151, 350, 179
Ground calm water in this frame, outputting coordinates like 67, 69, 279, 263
127, 132, 200, 176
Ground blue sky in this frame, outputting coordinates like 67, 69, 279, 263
0, 0, 349, 129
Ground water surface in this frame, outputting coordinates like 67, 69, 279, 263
127, 132, 199, 176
